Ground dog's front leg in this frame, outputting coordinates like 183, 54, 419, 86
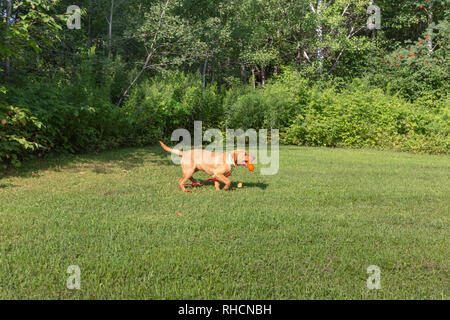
216, 174, 231, 191
214, 180, 221, 191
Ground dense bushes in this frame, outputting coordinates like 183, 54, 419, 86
222, 72, 448, 155
1, 59, 134, 167
0, 95, 46, 168
1, 68, 448, 169
223, 70, 310, 130
283, 79, 449, 154
123, 72, 222, 144
9, 82, 130, 153
90, 68, 450, 155
375, 22, 450, 102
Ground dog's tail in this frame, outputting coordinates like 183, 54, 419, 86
159, 141, 183, 157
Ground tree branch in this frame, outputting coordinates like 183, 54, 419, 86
327, 49, 344, 74
117, 0, 171, 106
342, 3, 351, 16
303, 50, 311, 63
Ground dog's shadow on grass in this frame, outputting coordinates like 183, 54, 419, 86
231, 181, 268, 190
191, 180, 268, 190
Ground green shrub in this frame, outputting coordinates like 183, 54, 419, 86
284, 79, 449, 154
2, 58, 134, 167
8, 77, 132, 154
0, 99, 47, 168
223, 88, 266, 130
2, 65, 448, 170
123, 71, 222, 144
224, 68, 310, 130
374, 22, 450, 102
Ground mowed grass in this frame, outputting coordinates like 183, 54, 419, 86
0, 146, 449, 299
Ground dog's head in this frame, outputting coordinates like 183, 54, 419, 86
233, 150, 255, 171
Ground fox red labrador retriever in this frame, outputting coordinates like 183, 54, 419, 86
160, 141, 254, 192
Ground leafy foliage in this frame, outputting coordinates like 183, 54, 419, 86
1, 0, 449, 169
0, 92, 46, 168
376, 20, 450, 101
123, 72, 222, 144
284, 79, 449, 154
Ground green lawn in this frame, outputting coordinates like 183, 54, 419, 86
0, 146, 449, 299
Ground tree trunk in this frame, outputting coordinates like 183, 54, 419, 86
87, 4, 91, 47
202, 57, 208, 89
210, 58, 215, 86
4, 0, 12, 78
107, 0, 114, 60
251, 67, 256, 89
117, 0, 170, 106
240, 63, 246, 83
427, 2, 433, 53
316, 0, 324, 76
261, 65, 265, 87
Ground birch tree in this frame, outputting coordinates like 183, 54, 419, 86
118, 0, 205, 105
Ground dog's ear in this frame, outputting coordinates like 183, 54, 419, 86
244, 151, 253, 162
233, 150, 246, 165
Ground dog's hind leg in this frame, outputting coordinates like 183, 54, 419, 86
189, 177, 199, 184
189, 168, 199, 184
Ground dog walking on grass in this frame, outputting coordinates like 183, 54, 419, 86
159, 141, 254, 192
